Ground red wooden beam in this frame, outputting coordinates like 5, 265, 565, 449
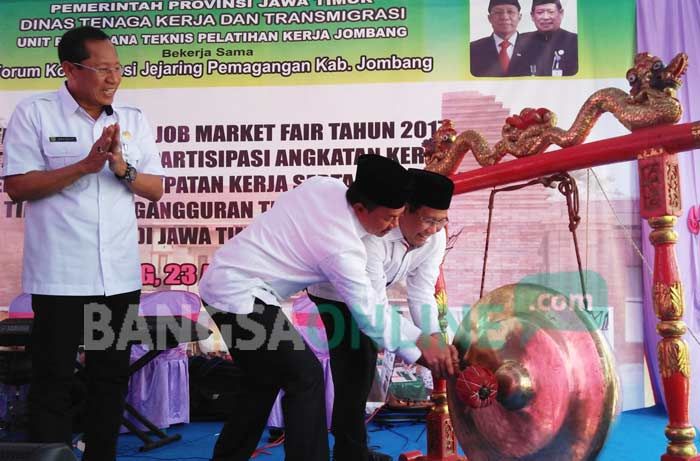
451, 121, 700, 194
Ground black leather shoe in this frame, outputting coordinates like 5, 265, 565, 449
368, 450, 393, 461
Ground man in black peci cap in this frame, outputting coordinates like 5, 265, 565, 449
520, 0, 578, 76
199, 155, 458, 461
470, 0, 531, 77
304, 168, 456, 461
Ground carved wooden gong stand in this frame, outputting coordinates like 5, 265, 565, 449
403, 121, 700, 461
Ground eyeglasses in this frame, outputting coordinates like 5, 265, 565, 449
490, 9, 520, 18
72, 62, 125, 76
417, 215, 449, 230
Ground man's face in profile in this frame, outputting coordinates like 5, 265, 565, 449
531, 3, 564, 32
488, 5, 521, 39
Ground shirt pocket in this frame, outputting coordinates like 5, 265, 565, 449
43, 143, 83, 170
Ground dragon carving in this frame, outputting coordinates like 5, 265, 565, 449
423, 52, 688, 175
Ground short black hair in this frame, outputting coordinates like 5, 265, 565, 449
346, 183, 379, 212
58, 26, 110, 63
488, 0, 521, 13
531, 0, 562, 13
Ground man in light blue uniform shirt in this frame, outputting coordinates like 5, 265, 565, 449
2, 26, 164, 460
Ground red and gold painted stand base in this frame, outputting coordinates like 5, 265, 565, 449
640, 148, 699, 461
399, 380, 466, 461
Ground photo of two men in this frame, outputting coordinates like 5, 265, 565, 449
469, 0, 578, 77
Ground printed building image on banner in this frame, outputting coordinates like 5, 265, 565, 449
0, 0, 650, 409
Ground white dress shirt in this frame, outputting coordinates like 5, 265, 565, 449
308, 226, 446, 336
199, 177, 422, 362
2, 83, 164, 296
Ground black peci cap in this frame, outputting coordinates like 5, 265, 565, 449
353, 154, 411, 209
488, 0, 521, 12
408, 169, 454, 210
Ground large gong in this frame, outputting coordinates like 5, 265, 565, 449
447, 283, 620, 460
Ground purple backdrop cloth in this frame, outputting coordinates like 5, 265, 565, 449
637, 0, 700, 427
121, 290, 203, 431
121, 344, 190, 432
138, 290, 201, 321
267, 295, 335, 428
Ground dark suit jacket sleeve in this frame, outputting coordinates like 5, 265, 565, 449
470, 34, 533, 77
470, 35, 502, 77
561, 30, 578, 76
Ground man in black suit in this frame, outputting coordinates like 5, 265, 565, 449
520, 0, 578, 76
470, 0, 531, 77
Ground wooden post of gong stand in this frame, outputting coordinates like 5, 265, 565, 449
399, 270, 465, 461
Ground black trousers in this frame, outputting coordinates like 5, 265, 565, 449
311, 295, 378, 461
29, 290, 139, 461
208, 299, 329, 461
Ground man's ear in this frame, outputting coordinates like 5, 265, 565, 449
351, 202, 367, 215
61, 61, 75, 80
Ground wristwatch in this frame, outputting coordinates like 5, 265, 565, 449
115, 162, 137, 183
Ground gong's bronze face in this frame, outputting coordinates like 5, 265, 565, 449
448, 283, 620, 461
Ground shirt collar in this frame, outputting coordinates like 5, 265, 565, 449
494, 32, 518, 47
384, 226, 417, 252
349, 204, 370, 240
386, 226, 406, 242
58, 82, 81, 118
57, 82, 117, 121
535, 29, 562, 41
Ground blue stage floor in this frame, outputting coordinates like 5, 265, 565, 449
114, 405, 698, 461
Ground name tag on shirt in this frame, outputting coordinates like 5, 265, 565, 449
49, 136, 77, 142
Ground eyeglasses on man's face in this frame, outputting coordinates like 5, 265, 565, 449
490, 8, 520, 18
417, 214, 449, 230
72, 62, 125, 76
